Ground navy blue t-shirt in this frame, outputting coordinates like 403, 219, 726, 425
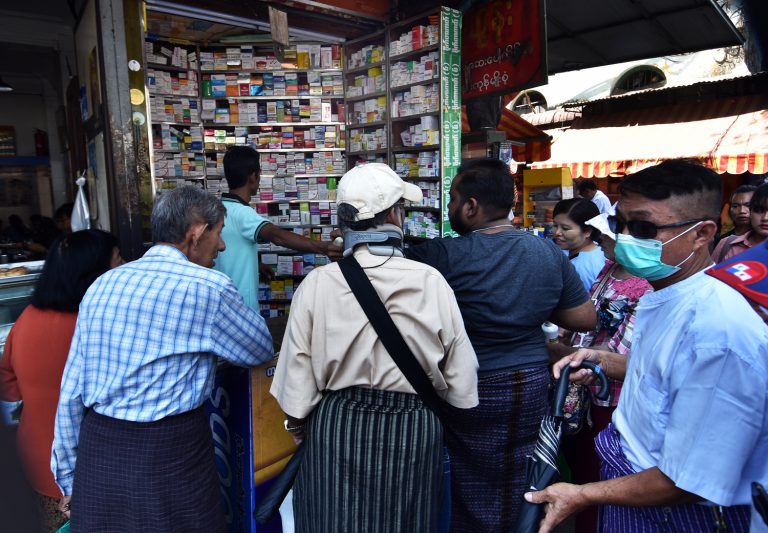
406, 230, 587, 372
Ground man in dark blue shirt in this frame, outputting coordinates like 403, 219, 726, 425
406, 158, 595, 532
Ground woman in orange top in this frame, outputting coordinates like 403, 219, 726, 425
0, 229, 122, 532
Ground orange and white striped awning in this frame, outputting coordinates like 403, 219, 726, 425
461, 105, 552, 163
531, 94, 768, 177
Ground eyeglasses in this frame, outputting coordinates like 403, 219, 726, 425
607, 215, 707, 240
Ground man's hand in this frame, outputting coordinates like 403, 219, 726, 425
285, 415, 307, 446
524, 483, 591, 533
553, 347, 627, 382
552, 348, 602, 384
58, 495, 71, 519
323, 237, 343, 262
259, 262, 274, 281
526, 468, 700, 533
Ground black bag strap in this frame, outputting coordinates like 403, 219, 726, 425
338, 255, 446, 418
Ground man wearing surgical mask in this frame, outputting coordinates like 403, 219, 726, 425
527, 160, 768, 533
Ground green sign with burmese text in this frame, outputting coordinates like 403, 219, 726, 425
440, 7, 461, 237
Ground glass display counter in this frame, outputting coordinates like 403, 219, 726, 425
0, 260, 43, 424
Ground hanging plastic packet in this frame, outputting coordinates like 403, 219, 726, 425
71, 173, 91, 231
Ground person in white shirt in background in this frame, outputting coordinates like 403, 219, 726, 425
577, 178, 615, 215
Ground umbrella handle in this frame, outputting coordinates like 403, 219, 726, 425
552, 361, 610, 418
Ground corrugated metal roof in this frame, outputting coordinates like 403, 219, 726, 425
531, 93, 768, 176
545, 0, 743, 75
563, 71, 767, 108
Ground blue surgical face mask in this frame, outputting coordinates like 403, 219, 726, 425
614, 222, 702, 281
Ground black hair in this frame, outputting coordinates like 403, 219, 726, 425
223, 146, 260, 189
576, 179, 598, 193
337, 203, 393, 231
30, 229, 118, 312
730, 184, 757, 202
750, 183, 768, 214
54, 203, 74, 221
454, 158, 515, 217
619, 159, 722, 219
553, 198, 601, 236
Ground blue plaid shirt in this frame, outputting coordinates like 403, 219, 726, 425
52, 245, 274, 496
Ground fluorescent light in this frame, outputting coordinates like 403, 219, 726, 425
0, 76, 13, 92
145, 0, 344, 43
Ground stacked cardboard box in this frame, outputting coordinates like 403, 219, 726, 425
393, 151, 439, 177
404, 210, 439, 238
149, 95, 199, 123
348, 44, 385, 68
389, 23, 439, 56
397, 116, 440, 147
154, 124, 203, 151
391, 84, 438, 117
147, 69, 198, 96
390, 52, 439, 87
349, 127, 387, 152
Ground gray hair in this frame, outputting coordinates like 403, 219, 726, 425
151, 186, 226, 244
337, 203, 398, 231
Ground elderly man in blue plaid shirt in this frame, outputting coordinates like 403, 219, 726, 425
51, 186, 274, 532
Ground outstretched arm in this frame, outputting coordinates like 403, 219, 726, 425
525, 467, 699, 533
260, 224, 343, 261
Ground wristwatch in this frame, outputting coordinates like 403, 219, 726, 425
283, 419, 304, 433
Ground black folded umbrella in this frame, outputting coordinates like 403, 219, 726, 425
754, 482, 768, 527
514, 361, 610, 533
254, 441, 306, 525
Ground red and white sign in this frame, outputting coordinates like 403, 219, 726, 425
461, 0, 547, 101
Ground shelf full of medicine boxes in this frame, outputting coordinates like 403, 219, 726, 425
255, 200, 338, 318
201, 122, 345, 319
200, 43, 347, 317
341, 11, 448, 241
388, 10, 445, 241
343, 30, 389, 169
145, 40, 206, 191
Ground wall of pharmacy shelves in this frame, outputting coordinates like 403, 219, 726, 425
143, 8, 461, 314
343, 7, 461, 239
143, 36, 345, 317
144, 37, 346, 191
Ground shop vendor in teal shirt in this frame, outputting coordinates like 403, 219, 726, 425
214, 146, 343, 309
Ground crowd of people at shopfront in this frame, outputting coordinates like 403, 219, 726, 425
1, 151, 767, 533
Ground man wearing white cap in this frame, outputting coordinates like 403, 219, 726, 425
270, 163, 479, 533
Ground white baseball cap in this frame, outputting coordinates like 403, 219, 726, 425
585, 213, 616, 241
337, 163, 423, 221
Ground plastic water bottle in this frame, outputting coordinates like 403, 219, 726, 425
541, 321, 559, 344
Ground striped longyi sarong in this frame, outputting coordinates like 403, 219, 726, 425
294, 386, 443, 533
70, 407, 224, 533
596, 423, 751, 532
444, 366, 550, 533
